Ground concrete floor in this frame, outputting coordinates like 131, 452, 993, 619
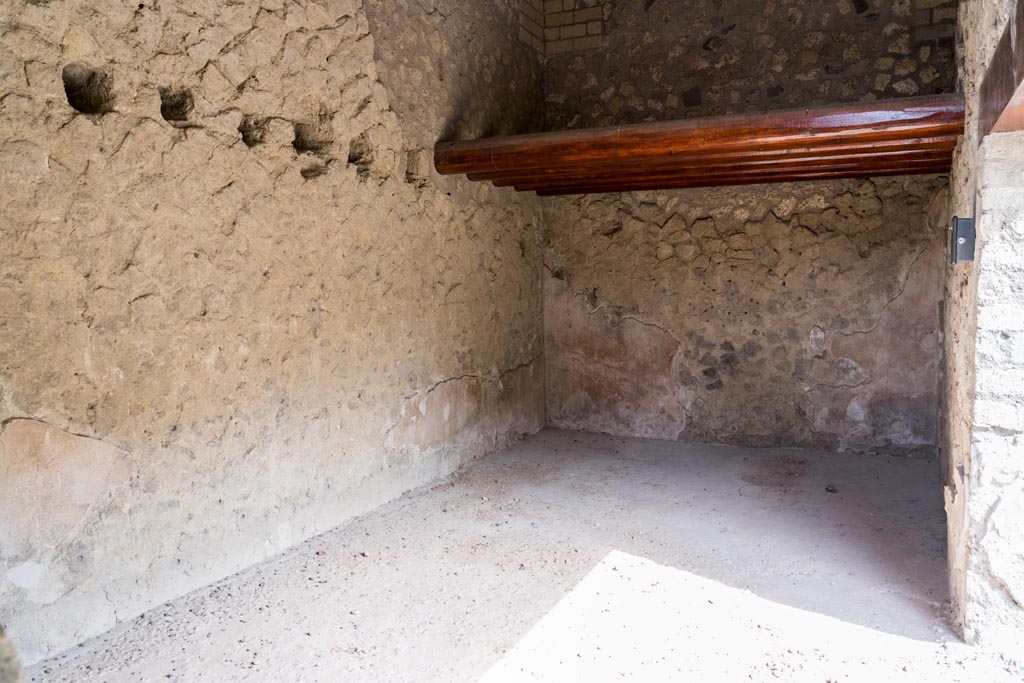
26, 430, 1022, 682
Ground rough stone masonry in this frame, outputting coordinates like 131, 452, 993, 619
544, 177, 949, 452
542, 0, 956, 453
1, 0, 1022, 666
544, 0, 958, 129
0, 0, 545, 664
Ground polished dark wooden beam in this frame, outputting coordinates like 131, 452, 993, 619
473, 135, 959, 185
979, 0, 1024, 137
436, 95, 963, 173
531, 161, 951, 196
502, 149, 954, 191
434, 95, 963, 196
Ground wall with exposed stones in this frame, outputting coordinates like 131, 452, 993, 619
544, 177, 949, 451
514, 1, 608, 56
545, 0, 958, 130
0, 0, 545, 664
4, 0, 1019, 663
541, 0, 957, 452
942, 0, 1024, 652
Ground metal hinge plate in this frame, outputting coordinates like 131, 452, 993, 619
951, 215, 976, 264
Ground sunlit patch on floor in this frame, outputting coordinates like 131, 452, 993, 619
480, 550, 1022, 683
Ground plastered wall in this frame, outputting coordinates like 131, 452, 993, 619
542, 0, 955, 452
0, 0, 545, 664
943, 0, 1024, 651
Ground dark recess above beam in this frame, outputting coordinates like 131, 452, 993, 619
434, 94, 965, 195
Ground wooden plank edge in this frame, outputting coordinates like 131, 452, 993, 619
979, 0, 1024, 137
436, 118, 963, 175
528, 162, 952, 196
497, 148, 955, 190
470, 134, 960, 183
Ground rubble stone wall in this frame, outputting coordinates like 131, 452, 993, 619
542, 0, 956, 453
0, 0, 545, 663
544, 177, 949, 452
545, 0, 958, 130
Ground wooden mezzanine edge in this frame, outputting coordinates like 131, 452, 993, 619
434, 94, 965, 195
979, 0, 1024, 138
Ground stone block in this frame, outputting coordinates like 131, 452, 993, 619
572, 35, 601, 50
561, 23, 587, 39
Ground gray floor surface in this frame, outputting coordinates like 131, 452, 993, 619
29, 429, 1015, 682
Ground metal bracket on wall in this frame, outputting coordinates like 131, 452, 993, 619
951, 215, 977, 264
